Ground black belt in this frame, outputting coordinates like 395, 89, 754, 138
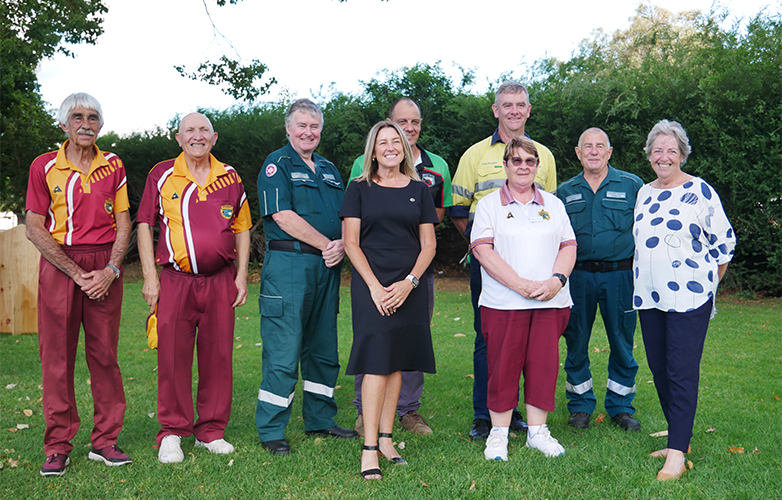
268, 240, 322, 256
576, 258, 633, 273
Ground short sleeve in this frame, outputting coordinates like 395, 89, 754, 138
418, 182, 439, 225
349, 156, 364, 183
257, 157, 293, 217
113, 160, 130, 213
137, 167, 161, 226
557, 199, 576, 244
25, 158, 52, 216
340, 181, 363, 219
232, 173, 252, 233
470, 196, 495, 249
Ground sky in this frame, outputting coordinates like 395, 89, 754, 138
37, 0, 778, 136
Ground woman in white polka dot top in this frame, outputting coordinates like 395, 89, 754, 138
632, 119, 736, 482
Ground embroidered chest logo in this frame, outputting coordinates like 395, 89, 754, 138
104, 199, 113, 214
266, 163, 278, 177
422, 173, 435, 187
53, 185, 63, 193
172, 192, 179, 200
220, 205, 234, 219
539, 209, 550, 220
507, 212, 514, 219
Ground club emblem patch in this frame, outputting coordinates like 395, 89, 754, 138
104, 199, 113, 214
539, 209, 550, 220
265, 163, 278, 177
422, 173, 435, 187
221, 205, 234, 219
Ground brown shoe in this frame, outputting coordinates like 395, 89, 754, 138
355, 412, 365, 438
399, 411, 433, 435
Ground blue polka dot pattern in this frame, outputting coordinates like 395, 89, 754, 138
701, 182, 712, 199
686, 281, 704, 293
633, 179, 735, 313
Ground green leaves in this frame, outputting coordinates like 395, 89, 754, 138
174, 56, 277, 102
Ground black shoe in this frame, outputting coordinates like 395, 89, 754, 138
510, 410, 528, 432
468, 418, 491, 440
305, 425, 359, 439
261, 439, 290, 455
612, 413, 641, 432
568, 412, 591, 429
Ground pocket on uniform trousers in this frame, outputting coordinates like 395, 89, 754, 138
259, 294, 284, 318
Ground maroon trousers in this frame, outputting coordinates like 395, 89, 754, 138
156, 265, 236, 446
481, 307, 570, 413
37, 244, 125, 456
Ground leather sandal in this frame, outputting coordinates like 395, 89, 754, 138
378, 433, 406, 465
360, 444, 382, 480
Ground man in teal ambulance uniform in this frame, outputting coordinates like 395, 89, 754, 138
556, 127, 642, 431
256, 99, 358, 455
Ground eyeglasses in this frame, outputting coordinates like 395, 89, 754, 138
508, 156, 538, 167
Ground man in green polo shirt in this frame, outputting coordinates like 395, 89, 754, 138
348, 98, 452, 436
256, 98, 358, 455
556, 127, 642, 431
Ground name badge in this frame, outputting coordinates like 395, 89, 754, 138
291, 172, 309, 180
606, 191, 626, 199
529, 216, 544, 223
566, 194, 583, 203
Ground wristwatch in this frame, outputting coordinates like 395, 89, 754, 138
553, 273, 567, 287
405, 274, 419, 288
106, 263, 121, 280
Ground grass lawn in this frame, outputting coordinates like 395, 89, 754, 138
1, 280, 780, 499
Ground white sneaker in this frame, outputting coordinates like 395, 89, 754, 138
526, 426, 565, 457
158, 435, 184, 463
195, 438, 235, 454
484, 434, 509, 461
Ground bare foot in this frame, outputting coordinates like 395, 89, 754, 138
658, 450, 686, 477
378, 435, 404, 463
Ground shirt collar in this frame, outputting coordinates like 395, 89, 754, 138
499, 180, 545, 206
54, 140, 109, 174
490, 129, 532, 146
173, 152, 227, 187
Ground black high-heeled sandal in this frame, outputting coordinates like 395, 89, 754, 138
361, 444, 382, 480
378, 433, 406, 465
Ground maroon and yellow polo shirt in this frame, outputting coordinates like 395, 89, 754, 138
26, 141, 129, 246
137, 153, 252, 275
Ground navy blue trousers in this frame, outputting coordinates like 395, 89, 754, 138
639, 299, 712, 452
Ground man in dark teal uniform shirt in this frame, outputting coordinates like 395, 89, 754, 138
256, 99, 358, 455
556, 128, 642, 431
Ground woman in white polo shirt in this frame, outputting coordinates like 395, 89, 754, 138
471, 136, 576, 461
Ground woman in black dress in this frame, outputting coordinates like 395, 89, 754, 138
341, 121, 438, 480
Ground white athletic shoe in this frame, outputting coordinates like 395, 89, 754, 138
195, 438, 235, 454
158, 435, 184, 463
526, 426, 565, 457
484, 434, 509, 461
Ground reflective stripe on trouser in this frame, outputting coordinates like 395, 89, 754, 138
256, 250, 341, 442
563, 268, 638, 417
